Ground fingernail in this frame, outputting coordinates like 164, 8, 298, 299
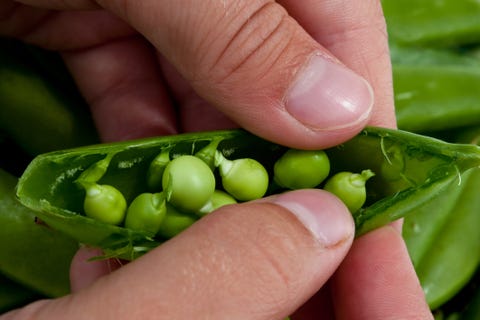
272, 190, 354, 246
286, 53, 374, 130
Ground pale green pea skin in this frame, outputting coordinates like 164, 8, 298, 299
124, 192, 166, 235
157, 204, 197, 239
83, 184, 127, 225
216, 152, 269, 201
146, 149, 170, 191
195, 138, 222, 170
323, 170, 375, 213
273, 149, 330, 189
162, 155, 216, 213
197, 189, 237, 216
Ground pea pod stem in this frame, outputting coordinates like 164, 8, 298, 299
75, 153, 115, 189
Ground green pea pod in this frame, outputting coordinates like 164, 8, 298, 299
15, 127, 480, 259
0, 169, 78, 297
393, 64, 480, 133
389, 43, 480, 68
382, 0, 480, 47
389, 43, 480, 134
403, 129, 480, 309
403, 168, 480, 309
0, 38, 99, 156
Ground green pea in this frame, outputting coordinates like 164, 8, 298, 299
195, 138, 222, 170
216, 152, 269, 201
125, 192, 166, 235
323, 170, 375, 213
197, 189, 237, 216
162, 155, 216, 212
157, 204, 197, 239
83, 184, 127, 225
273, 149, 330, 189
146, 149, 170, 191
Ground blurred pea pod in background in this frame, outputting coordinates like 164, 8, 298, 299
0, 168, 78, 298
382, 0, 480, 47
382, 0, 480, 317
391, 44, 480, 133
0, 38, 99, 156
0, 38, 99, 314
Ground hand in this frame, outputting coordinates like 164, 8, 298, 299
1, 1, 432, 319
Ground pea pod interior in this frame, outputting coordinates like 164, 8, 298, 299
16, 127, 480, 259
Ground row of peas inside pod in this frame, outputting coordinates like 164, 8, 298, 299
19, 127, 480, 260
76, 137, 375, 240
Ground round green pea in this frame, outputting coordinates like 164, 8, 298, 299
197, 189, 237, 216
83, 184, 127, 225
323, 170, 375, 213
157, 204, 197, 238
162, 155, 216, 213
273, 149, 330, 189
219, 158, 269, 201
125, 192, 166, 235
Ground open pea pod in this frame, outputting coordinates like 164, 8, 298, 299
16, 127, 480, 259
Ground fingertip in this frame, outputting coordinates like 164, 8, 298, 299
269, 189, 355, 248
331, 226, 433, 319
69, 247, 122, 292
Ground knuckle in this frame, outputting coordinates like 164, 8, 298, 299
195, 1, 310, 88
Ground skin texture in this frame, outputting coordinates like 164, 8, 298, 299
0, 1, 433, 319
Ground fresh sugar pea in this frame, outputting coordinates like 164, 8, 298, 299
0, 169, 77, 298
16, 127, 480, 259
403, 168, 480, 310
197, 189, 237, 217
403, 130, 480, 310
323, 170, 375, 213
162, 155, 216, 213
0, 38, 99, 156
157, 204, 197, 239
125, 192, 166, 235
215, 151, 269, 201
382, 0, 480, 47
83, 184, 127, 225
273, 149, 330, 189
76, 153, 127, 225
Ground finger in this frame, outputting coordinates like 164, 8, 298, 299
13, 0, 98, 10
1, 3, 132, 49
62, 36, 178, 142
93, 0, 374, 149
331, 226, 433, 319
19, 190, 354, 319
278, 0, 396, 128
69, 247, 123, 292
158, 55, 238, 132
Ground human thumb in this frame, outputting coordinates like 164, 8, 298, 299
4, 189, 353, 320
93, 0, 373, 149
